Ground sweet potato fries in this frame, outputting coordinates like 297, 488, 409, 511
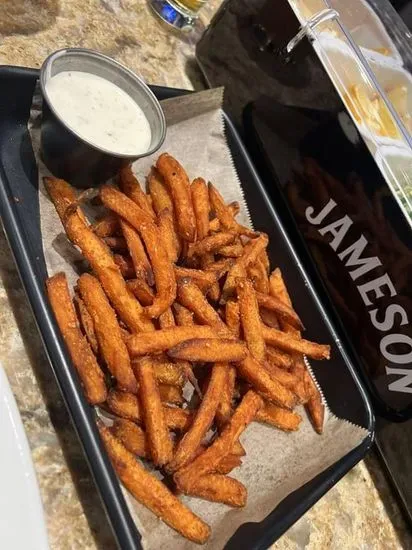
45, 154, 329, 544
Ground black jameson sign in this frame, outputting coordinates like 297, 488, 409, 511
286, 158, 412, 410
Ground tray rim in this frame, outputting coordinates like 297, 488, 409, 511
0, 64, 374, 549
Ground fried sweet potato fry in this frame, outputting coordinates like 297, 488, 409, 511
46, 273, 106, 404
173, 303, 195, 326
216, 366, 236, 426
175, 391, 263, 487
64, 209, 153, 333
269, 268, 291, 306
255, 403, 302, 431
107, 390, 194, 430
44, 176, 87, 225
261, 325, 330, 360
209, 202, 240, 232
255, 292, 303, 330
218, 242, 244, 258
99, 425, 211, 544
174, 267, 217, 292
113, 254, 135, 279
91, 212, 120, 238
111, 419, 149, 458
191, 177, 209, 240
156, 153, 196, 242
225, 300, 241, 338
136, 357, 173, 466
205, 258, 236, 276
106, 390, 141, 422
263, 361, 306, 402
208, 182, 255, 238
236, 354, 297, 409
303, 370, 325, 434
78, 273, 138, 393
127, 277, 155, 306
247, 257, 269, 294
100, 186, 176, 318
159, 307, 176, 329
266, 346, 293, 370
152, 360, 185, 387
119, 164, 156, 219
188, 232, 237, 258
177, 278, 230, 334
214, 454, 242, 475
238, 278, 265, 362
120, 219, 154, 285
148, 167, 174, 212
158, 208, 179, 263
73, 292, 99, 355
169, 338, 247, 363
159, 384, 184, 405
177, 473, 247, 508
222, 234, 269, 303
165, 407, 194, 432
168, 363, 228, 472
270, 269, 326, 430
127, 325, 218, 356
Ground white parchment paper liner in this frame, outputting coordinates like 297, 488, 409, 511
29, 86, 368, 549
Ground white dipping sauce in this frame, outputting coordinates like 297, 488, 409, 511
45, 71, 152, 155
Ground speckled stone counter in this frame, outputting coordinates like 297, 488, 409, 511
0, 1, 411, 548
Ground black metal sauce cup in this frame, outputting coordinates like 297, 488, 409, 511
39, 48, 166, 188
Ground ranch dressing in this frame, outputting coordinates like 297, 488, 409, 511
45, 71, 152, 155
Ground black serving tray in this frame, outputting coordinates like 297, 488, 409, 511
0, 66, 374, 550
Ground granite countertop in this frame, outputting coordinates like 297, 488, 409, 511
0, 1, 411, 549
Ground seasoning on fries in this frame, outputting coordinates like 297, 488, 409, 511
45, 153, 331, 544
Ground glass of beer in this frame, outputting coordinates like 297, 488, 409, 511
150, 0, 208, 30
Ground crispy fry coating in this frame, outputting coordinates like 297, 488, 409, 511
91, 213, 120, 238
168, 363, 227, 472
99, 425, 210, 544
127, 277, 155, 306
119, 164, 156, 219
238, 278, 265, 362
173, 303, 195, 326
127, 325, 218, 356
255, 403, 302, 431
111, 419, 149, 458
156, 153, 196, 242
261, 325, 330, 360
73, 292, 99, 355
169, 339, 247, 363
256, 291, 303, 330
100, 185, 176, 318
177, 473, 247, 508
78, 273, 138, 393
175, 391, 263, 486
191, 177, 209, 240
177, 278, 230, 333
188, 232, 237, 258
222, 234, 269, 302
120, 219, 154, 285
158, 208, 179, 263
46, 273, 106, 404
135, 357, 173, 466
236, 355, 297, 409
174, 267, 217, 293
64, 208, 153, 333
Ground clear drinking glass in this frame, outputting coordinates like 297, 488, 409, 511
150, 0, 208, 31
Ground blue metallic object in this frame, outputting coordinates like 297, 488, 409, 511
149, 0, 196, 31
